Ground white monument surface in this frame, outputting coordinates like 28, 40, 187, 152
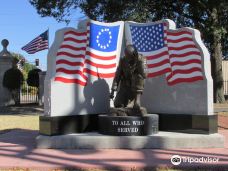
45, 20, 124, 116
125, 19, 213, 115
44, 19, 213, 117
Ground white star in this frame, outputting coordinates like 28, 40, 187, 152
96, 28, 113, 50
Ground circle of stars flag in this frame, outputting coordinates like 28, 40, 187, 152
54, 21, 122, 86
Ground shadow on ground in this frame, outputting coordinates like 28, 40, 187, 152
0, 129, 228, 170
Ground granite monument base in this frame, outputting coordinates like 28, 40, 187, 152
39, 113, 218, 135
36, 131, 224, 149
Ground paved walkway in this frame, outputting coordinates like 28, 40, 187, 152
0, 104, 228, 170
0, 129, 227, 170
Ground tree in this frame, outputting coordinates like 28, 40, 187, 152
3, 67, 24, 105
11, 52, 37, 79
27, 68, 42, 87
182, 1, 228, 103
29, 0, 228, 103
3, 68, 24, 91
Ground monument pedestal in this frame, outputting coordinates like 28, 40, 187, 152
37, 114, 222, 149
36, 131, 224, 149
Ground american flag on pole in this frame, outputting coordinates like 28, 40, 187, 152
22, 30, 49, 54
128, 21, 204, 85
55, 21, 123, 86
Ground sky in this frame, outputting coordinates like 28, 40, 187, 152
0, 0, 86, 70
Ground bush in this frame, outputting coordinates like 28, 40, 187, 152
27, 68, 41, 87
3, 68, 24, 90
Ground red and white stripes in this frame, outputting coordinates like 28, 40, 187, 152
166, 29, 203, 85
54, 30, 88, 86
55, 23, 118, 86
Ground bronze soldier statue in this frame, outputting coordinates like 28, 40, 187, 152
110, 44, 147, 116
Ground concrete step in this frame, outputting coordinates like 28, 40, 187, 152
36, 131, 224, 149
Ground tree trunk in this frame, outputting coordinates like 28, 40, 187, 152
211, 8, 225, 103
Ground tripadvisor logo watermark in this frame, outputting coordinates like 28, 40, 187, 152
171, 155, 219, 165
171, 155, 182, 165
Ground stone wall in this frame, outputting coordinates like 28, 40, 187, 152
0, 39, 14, 106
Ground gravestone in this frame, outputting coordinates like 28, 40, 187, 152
0, 39, 14, 106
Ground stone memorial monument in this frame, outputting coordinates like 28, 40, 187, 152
0, 39, 14, 106
37, 19, 224, 149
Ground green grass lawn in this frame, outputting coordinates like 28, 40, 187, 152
0, 114, 39, 131
218, 112, 228, 116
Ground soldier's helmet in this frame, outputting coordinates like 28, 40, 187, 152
125, 44, 138, 61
